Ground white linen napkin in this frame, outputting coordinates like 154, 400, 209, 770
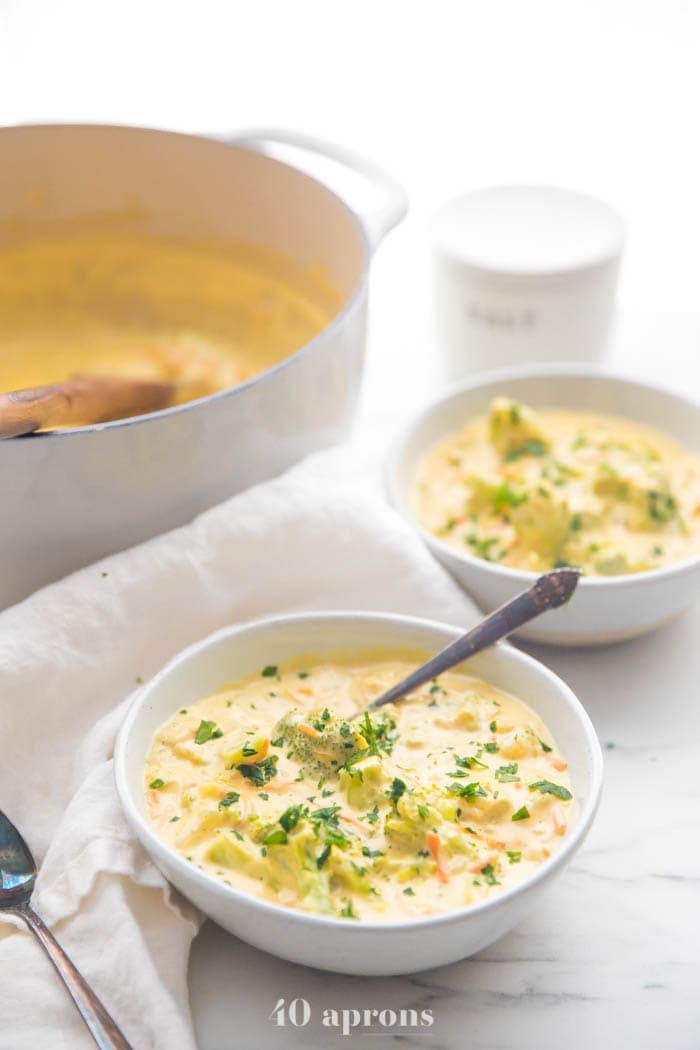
0, 446, 479, 1050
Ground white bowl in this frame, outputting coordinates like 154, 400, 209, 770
114, 611, 602, 976
386, 365, 700, 646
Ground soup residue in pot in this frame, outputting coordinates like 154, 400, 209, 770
0, 233, 340, 419
413, 398, 700, 576
144, 653, 573, 921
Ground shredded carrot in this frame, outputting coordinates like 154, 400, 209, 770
297, 723, 322, 739
298, 687, 313, 696
341, 813, 366, 832
426, 831, 449, 883
551, 804, 567, 836
550, 754, 568, 772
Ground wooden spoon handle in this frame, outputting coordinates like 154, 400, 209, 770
0, 375, 176, 438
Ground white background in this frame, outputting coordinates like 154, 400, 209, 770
2, 0, 700, 311
1, 4, 699, 1048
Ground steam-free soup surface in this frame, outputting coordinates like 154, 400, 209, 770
145, 654, 573, 921
414, 398, 700, 576
0, 234, 338, 417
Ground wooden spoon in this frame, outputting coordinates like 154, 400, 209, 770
0, 374, 176, 438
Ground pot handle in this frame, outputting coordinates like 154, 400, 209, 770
226, 127, 408, 252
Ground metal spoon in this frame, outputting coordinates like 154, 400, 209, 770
0, 809, 132, 1049
352, 568, 579, 719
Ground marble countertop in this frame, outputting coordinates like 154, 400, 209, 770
188, 312, 700, 1050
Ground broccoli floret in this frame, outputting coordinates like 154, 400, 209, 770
273, 710, 361, 776
488, 398, 550, 459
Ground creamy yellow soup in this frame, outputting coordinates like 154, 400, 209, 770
414, 398, 700, 576
145, 654, 573, 921
0, 233, 339, 418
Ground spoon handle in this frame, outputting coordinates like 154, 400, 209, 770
357, 568, 579, 716
12, 903, 133, 1049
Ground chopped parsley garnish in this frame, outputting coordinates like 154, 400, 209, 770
238, 755, 278, 786
507, 850, 522, 864
495, 762, 520, 783
271, 736, 285, 748
484, 742, 499, 753
388, 777, 407, 805
456, 754, 487, 770
262, 827, 287, 846
570, 513, 583, 531
492, 482, 527, 513
339, 900, 357, 918
298, 671, 310, 679
169, 815, 180, 822
278, 805, 302, 832
529, 780, 572, 801
489, 720, 497, 732
354, 711, 398, 759
148, 778, 165, 789
362, 847, 384, 858
511, 805, 530, 821
539, 738, 552, 753
316, 845, 332, 869
481, 863, 500, 885
310, 805, 341, 822
241, 743, 259, 756
218, 791, 240, 808
403, 887, 415, 896
448, 781, 487, 799
466, 534, 502, 561
503, 439, 547, 462
195, 720, 223, 745
363, 804, 379, 824
417, 803, 430, 820
261, 665, 278, 677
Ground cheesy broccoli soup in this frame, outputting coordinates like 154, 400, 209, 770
0, 233, 338, 418
144, 655, 573, 921
414, 398, 700, 576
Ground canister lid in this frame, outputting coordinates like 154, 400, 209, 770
432, 185, 625, 279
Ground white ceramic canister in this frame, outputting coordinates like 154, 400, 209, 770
432, 185, 625, 380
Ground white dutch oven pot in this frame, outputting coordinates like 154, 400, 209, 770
0, 125, 407, 608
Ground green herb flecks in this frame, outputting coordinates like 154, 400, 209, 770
495, 762, 520, 783
218, 791, 240, 809
238, 755, 278, 787
195, 720, 223, 745
529, 780, 572, 801
481, 863, 500, 885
